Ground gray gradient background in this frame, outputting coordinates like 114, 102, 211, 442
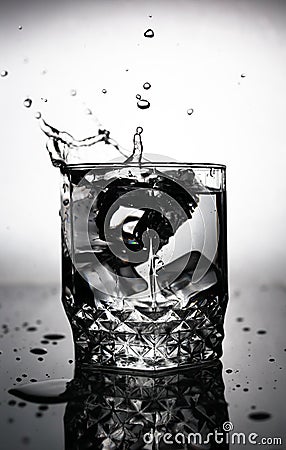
0, 0, 286, 286
0, 1, 286, 449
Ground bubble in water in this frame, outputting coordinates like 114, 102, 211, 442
248, 412, 271, 421
70, 89, 77, 96
143, 82, 151, 90
23, 98, 32, 108
1, 70, 8, 77
187, 108, 194, 116
144, 29, 154, 38
102, 89, 107, 94
35, 112, 41, 119
30, 348, 47, 355
137, 99, 150, 110
136, 94, 141, 100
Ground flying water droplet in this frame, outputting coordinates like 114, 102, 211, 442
187, 108, 194, 116
102, 89, 107, 94
18, 25, 23, 30
137, 99, 150, 110
1, 70, 8, 77
35, 112, 41, 119
136, 94, 141, 100
143, 82, 151, 90
23, 98, 32, 108
85, 108, 92, 115
70, 89, 77, 97
241, 73, 246, 78
144, 29, 154, 38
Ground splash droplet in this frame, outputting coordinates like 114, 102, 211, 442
137, 99, 150, 110
144, 29, 154, 38
143, 82, 151, 90
35, 112, 41, 119
23, 98, 32, 108
225, 369, 233, 374
257, 330, 267, 335
18, 25, 23, 30
86, 108, 92, 115
102, 89, 107, 94
241, 73, 246, 78
136, 94, 141, 100
1, 70, 8, 77
70, 89, 77, 97
187, 108, 194, 116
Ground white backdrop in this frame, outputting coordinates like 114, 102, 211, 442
0, 0, 286, 285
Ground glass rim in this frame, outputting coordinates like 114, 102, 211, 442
64, 162, 226, 171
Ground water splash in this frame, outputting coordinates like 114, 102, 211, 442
124, 126, 144, 163
40, 118, 129, 166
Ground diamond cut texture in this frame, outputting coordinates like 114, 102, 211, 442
64, 362, 229, 449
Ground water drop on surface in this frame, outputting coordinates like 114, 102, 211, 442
30, 348, 47, 355
248, 412, 271, 421
70, 89, 77, 96
23, 98, 32, 108
9, 379, 87, 404
137, 99, 150, 110
143, 82, 151, 90
43, 333, 65, 340
1, 70, 8, 77
144, 28, 154, 38
187, 108, 194, 116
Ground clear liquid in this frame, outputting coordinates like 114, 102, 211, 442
61, 165, 227, 371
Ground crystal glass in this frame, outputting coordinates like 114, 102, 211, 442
60, 161, 228, 371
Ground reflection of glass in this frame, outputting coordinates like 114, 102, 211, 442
64, 361, 229, 449
60, 162, 228, 370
